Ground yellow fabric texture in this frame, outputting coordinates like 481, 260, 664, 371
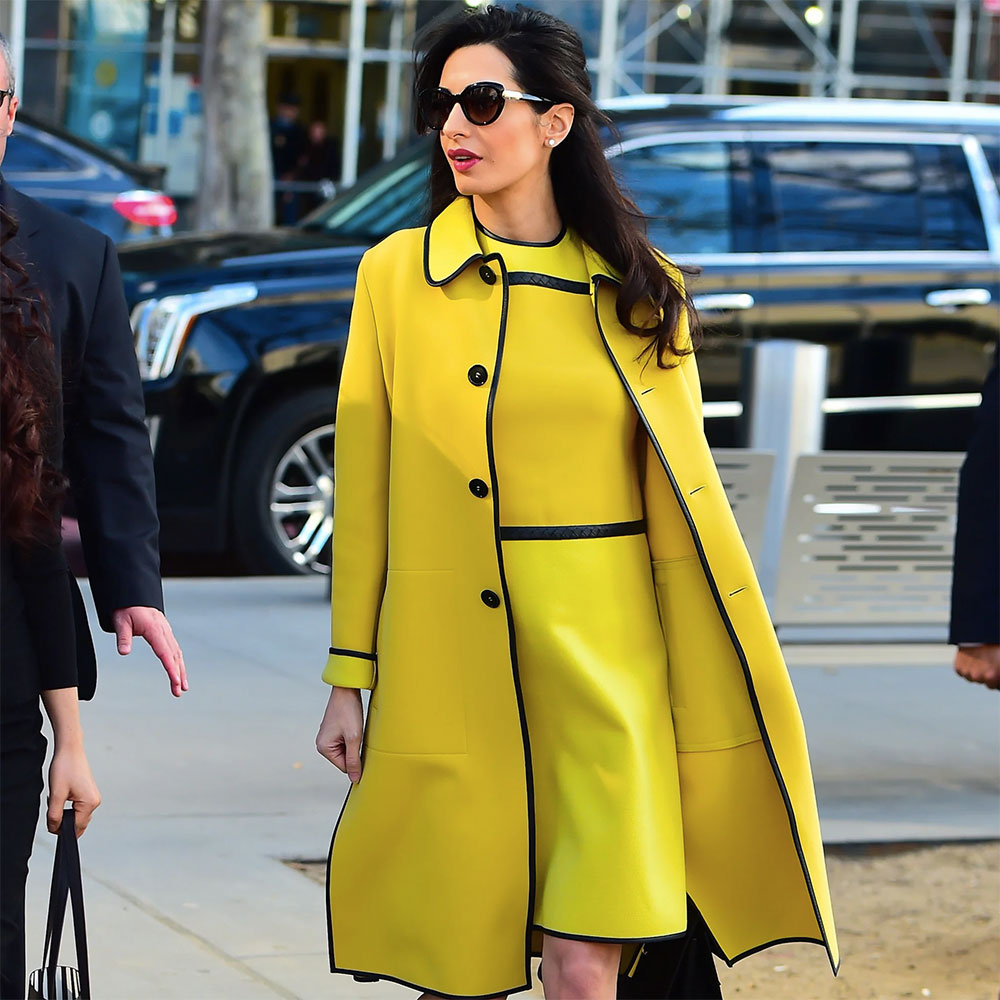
323, 196, 839, 997
478, 223, 686, 940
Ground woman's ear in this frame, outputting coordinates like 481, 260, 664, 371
543, 102, 575, 148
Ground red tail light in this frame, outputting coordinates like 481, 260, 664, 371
113, 189, 178, 228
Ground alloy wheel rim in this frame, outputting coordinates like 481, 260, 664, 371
269, 423, 335, 574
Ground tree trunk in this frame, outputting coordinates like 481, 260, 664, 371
196, 0, 273, 230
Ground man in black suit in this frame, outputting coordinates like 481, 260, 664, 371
0, 40, 187, 698
949, 354, 999, 690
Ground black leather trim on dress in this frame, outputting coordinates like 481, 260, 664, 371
328, 646, 376, 661
499, 520, 646, 541
507, 272, 590, 294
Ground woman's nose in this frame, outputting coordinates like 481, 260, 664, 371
441, 99, 468, 138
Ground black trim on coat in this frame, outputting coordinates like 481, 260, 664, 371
721, 935, 828, 967
499, 520, 645, 541
330, 965, 533, 999
590, 275, 838, 977
422, 221, 484, 287
533, 923, 688, 946
474, 213, 567, 247
484, 251, 539, 992
328, 646, 376, 660
506, 272, 590, 295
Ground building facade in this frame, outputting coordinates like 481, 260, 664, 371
3, 0, 997, 204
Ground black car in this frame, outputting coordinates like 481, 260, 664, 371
3, 112, 176, 241
120, 96, 1000, 576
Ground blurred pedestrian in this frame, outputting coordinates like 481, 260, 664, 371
314, 7, 837, 999
0, 202, 103, 1000
270, 93, 306, 225
0, 36, 186, 697
298, 119, 341, 215
950, 353, 999, 689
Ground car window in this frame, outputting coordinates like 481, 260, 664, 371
308, 152, 430, 238
3, 131, 76, 173
614, 140, 748, 254
759, 140, 988, 253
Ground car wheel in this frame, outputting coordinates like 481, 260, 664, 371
232, 388, 335, 575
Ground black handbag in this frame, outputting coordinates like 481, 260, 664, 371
617, 897, 723, 1000
27, 809, 91, 1000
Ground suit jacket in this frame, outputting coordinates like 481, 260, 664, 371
949, 353, 1000, 645
0, 177, 163, 698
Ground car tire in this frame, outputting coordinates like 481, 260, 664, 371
232, 388, 336, 575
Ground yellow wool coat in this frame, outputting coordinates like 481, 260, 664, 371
322, 195, 839, 997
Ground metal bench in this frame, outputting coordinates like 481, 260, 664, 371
769, 451, 963, 668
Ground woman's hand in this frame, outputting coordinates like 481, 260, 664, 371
317, 687, 365, 783
47, 746, 101, 837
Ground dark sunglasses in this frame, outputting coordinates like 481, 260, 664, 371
0, 89, 13, 107
418, 81, 552, 132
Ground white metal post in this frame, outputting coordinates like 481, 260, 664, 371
835, 0, 859, 98
383, 0, 404, 161
704, 0, 732, 95
156, 0, 177, 168
746, 341, 829, 604
342, 0, 366, 187
9, 0, 26, 101
949, 0, 972, 102
596, 0, 621, 102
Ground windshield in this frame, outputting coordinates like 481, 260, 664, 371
300, 141, 433, 239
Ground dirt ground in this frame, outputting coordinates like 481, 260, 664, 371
291, 841, 999, 1000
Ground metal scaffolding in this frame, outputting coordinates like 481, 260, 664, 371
2, 0, 995, 191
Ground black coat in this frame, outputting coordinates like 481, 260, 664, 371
1, 178, 163, 699
949, 354, 1000, 646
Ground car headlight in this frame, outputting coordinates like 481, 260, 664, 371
130, 283, 258, 381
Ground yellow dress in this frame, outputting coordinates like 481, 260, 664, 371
478, 220, 687, 942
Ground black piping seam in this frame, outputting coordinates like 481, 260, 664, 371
499, 520, 645, 541
475, 213, 567, 247
326, 697, 374, 973
506, 272, 590, 294
533, 924, 688, 945
330, 965, 532, 998
591, 274, 837, 976
484, 252, 538, 991
422, 219, 484, 287
328, 646, 376, 661
723, 935, 829, 967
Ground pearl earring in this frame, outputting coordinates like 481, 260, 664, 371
547, 139, 556, 147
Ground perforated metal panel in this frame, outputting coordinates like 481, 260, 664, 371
712, 449, 776, 571
775, 453, 963, 627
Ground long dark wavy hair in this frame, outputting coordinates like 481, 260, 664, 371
414, 4, 701, 367
1, 206, 65, 548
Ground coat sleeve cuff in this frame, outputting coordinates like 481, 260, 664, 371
322, 647, 376, 689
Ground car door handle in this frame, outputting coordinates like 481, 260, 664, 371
925, 288, 992, 309
692, 293, 756, 312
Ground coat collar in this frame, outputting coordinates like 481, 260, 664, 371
422, 195, 621, 288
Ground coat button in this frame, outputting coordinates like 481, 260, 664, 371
468, 365, 488, 386
469, 478, 489, 498
481, 589, 501, 608
478, 264, 497, 285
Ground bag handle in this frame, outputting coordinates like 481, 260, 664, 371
40, 809, 91, 999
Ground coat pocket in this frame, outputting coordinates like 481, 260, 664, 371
365, 569, 468, 755
652, 556, 760, 752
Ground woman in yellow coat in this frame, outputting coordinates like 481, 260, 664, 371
315, 6, 838, 998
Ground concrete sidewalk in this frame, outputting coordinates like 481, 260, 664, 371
23, 578, 999, 999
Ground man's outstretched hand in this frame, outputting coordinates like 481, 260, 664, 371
113, 606, 189, 697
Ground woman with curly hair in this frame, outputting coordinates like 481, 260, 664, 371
1, 205, 101, 1000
